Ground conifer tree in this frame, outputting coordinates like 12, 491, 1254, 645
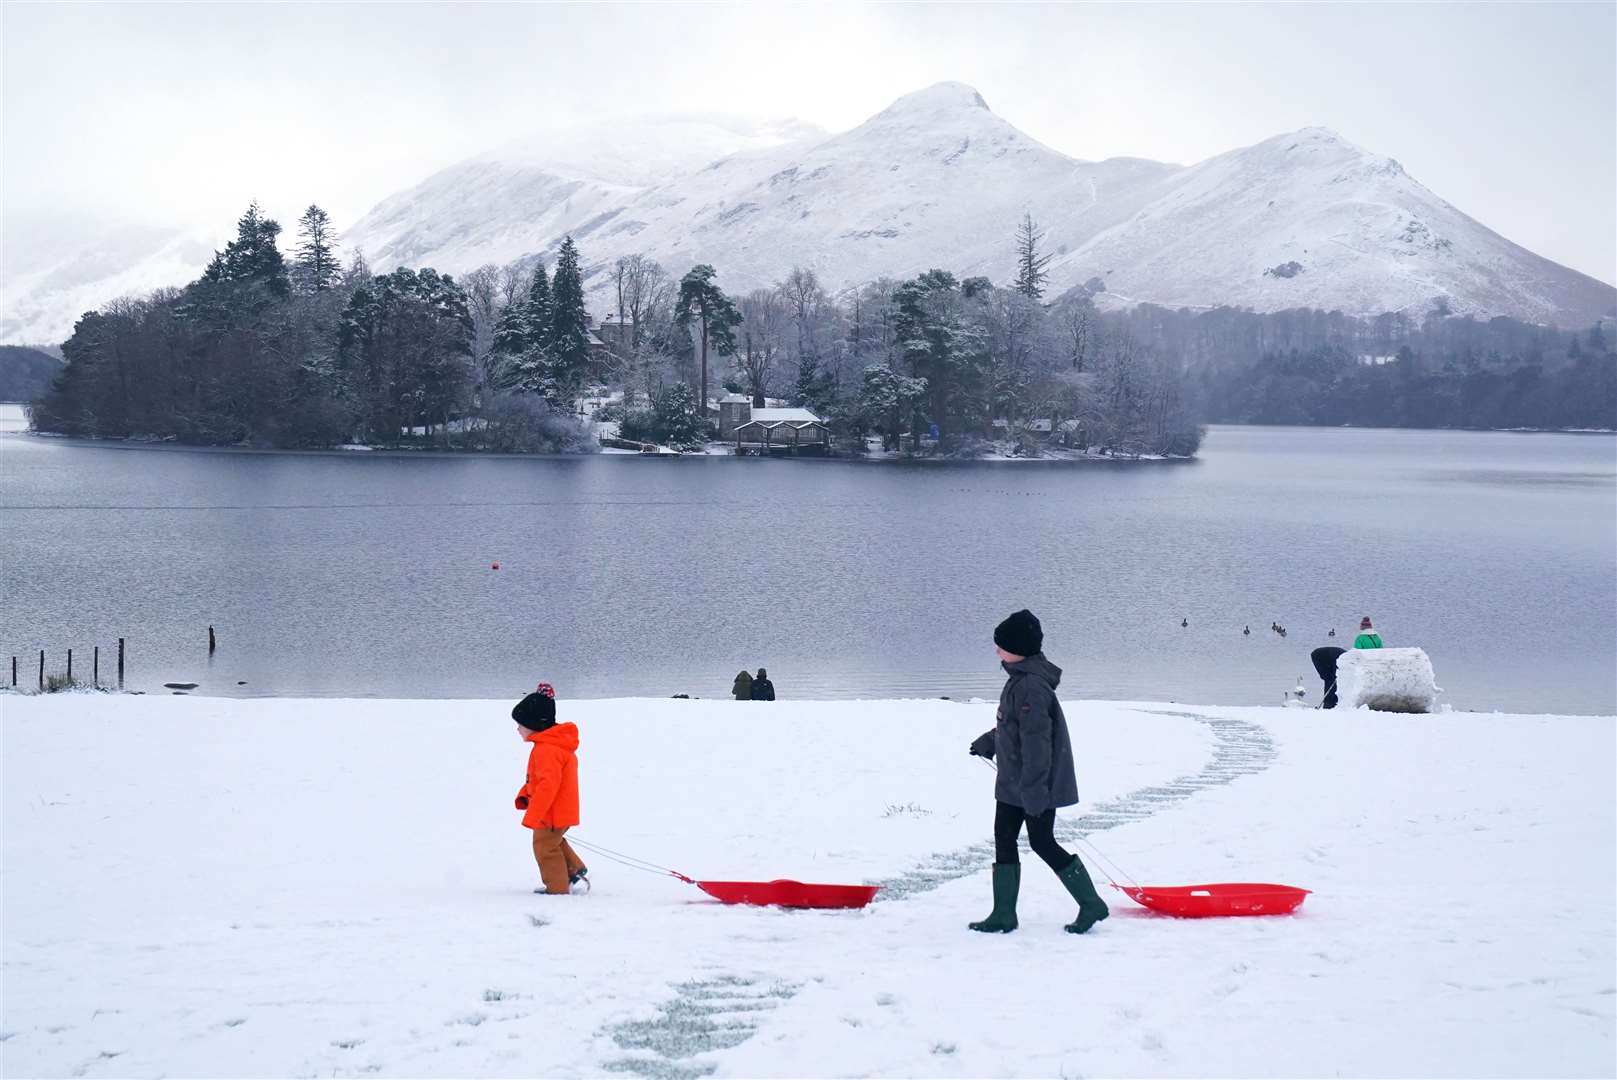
547, 237, 590, 404
1012, 212, 1053, 301
293, 205, 341, 293
200, 201, 291, 298
526, 260, 553, 345
675, 263, 742, 415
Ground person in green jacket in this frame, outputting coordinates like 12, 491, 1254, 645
1353, 616, 1384, 649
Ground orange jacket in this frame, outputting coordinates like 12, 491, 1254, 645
514, 723, 580, 830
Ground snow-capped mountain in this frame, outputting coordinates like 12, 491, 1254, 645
1053, 126, 1617, 325
0, 224, 219, 346
5, 83, 1612, 344
346, 114, 828, 273
337, 81, 1617, 328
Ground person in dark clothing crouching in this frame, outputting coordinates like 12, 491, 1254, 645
968, 609, 1109, 935
1311, 646, 1346, 709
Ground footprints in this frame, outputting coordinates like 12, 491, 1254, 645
592, 711, 1278, 1078
603, 975, 799, 1078
872, 711, 1277, 904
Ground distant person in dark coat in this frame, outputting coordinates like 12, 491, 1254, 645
1311, 646, 1346, 709
749, 668, 775, 701
967, 609, 1108, 936
731, 670, 754, 701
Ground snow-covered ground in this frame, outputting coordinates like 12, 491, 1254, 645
2, 694, 1612, 1078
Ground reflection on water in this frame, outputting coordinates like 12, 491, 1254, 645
1, 425, 1613, 714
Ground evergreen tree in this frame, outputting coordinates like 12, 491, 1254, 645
293, 204, 341, 293
893, 269, 988, 439
526, 260, 553, 345
200, 201, 290, 297
338, 267, 474, 443
547, 237, 590, 404
675, 263, 742, 417
1012, 212, 1053, 301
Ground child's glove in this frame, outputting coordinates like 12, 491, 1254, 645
969, 732, 996, 760
514, 795, 530, 810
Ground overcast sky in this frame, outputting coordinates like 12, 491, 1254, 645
4, 1, 1613, 283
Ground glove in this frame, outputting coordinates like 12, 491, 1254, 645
969, 731, 996, 760
514, 795, 529, 810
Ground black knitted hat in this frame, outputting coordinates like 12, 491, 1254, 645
512, 689, 556, 731
993, 609, 1043, 658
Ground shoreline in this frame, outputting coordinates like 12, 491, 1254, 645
7, 687, 1613, 719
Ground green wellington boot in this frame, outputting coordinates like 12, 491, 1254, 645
968, 863, 1021, 933
1057, 855, 1110, 934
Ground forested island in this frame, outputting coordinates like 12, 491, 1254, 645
24, 204, 1616, 456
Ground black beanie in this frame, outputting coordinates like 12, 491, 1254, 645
994, 609, 1043, 658
512, 690, 556, 731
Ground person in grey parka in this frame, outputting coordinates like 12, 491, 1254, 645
967, 609, 1109, 935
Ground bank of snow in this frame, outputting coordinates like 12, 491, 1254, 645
2, 696, 1612, 1078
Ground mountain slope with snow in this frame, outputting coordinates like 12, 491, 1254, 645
335, 82, 1617, 327
1060, 126, 1617, 325
5, 84, 1611, 344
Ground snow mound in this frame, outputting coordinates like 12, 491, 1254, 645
1336, 646, 1441, 712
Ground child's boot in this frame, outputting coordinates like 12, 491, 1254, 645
968, 863, 1020, 933
1057, 855, 1109, 934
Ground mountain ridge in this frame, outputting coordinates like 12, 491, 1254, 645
3, 82, 1611, 344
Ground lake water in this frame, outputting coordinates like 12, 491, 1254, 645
2, 415, 1613, 714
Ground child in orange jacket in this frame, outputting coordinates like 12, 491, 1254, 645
512, 682, 587, 895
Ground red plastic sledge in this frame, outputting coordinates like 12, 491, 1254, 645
687, 877, 881, 909
1115, 882, 1310, 917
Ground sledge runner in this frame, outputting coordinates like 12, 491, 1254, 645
967, 610, 1109, 935
512, 682, 588, 895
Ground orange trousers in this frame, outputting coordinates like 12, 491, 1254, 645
532, 827, 586, 895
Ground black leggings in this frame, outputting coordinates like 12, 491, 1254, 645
994, 800, 1074, 870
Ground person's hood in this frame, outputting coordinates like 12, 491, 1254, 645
1003, 653, 1062, 690
526, 721, 579, 752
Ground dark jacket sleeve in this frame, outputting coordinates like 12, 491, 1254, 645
1012, 678, 1056, 815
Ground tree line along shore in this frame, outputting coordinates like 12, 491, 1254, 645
23, 204, 1616, 457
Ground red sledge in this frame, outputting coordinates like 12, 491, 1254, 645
568, 837, 880, 910
1114, 882, 1309, 917
681, 875, 881, 910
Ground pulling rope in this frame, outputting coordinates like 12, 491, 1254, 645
568, 836, 695, 884
975, 754, 1142, 889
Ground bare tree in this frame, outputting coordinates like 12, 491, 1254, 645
460, 264, 501, 396
1057, 296, 1095, 372
737, 288, 788, 401
777, 266, 827, 360
618, 254, 671, 349
498, 263, 531, 310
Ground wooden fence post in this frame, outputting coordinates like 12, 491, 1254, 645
10, 656, 15, 688
209, 625, 216, 654
118, 638, 125, 689
67, 649, 73, 682
94, 646, 100, 687
38, 649, 45, 691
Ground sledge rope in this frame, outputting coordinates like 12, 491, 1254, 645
568, 836, 695, 884
975, 756, 1142, 888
